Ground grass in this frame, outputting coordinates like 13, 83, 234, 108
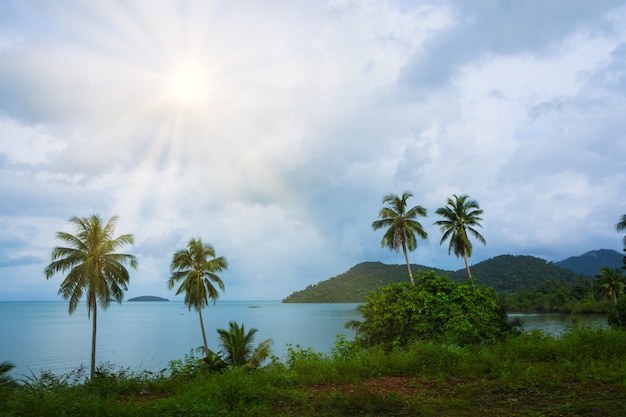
2, 326, 626, 416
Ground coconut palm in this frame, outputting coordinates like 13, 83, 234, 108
44, 214, 137, 380
217, 321, 273, 368
595, 266, 625, 304
372, 192, 428, 285
434, 194, 486, 285
168, 238, 228, 357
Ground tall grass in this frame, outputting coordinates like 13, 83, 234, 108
2, 327, 626, 416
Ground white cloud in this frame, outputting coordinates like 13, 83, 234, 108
1, 0, 625, 301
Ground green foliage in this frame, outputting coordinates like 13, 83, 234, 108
216, 321, 273, 368
0, 361, 15, 385
284, 255, 586, 304
372, 191, 428, 285
434, 194, 486, 282
461, 254, 585, 291
3, 329, 626, 416
608, 295, 626, 329
283, 261, 450, 302
43, 214, 137, 380
352, 271, 509, 350
167, 237, 228, 357
595, 266, 625, 304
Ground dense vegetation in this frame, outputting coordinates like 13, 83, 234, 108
349, 272, 511, 350
283, 252, 626, 314
282, 261, 450, 302
2, 327, 626, 416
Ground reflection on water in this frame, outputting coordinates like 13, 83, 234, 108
508, 313, 608, 335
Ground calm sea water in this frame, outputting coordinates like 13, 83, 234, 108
0, 301, 608, 379
0, 301, 362, 378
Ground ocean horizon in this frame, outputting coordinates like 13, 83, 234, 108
0, 300, 363, 379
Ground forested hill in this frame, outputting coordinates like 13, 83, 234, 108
452, 255, 584, 292
555, 249, 623, 276
283, 255, 587, 303
282, 262, 450, 303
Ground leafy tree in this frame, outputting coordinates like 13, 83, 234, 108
617, 214, 626, 270
168, 238, 228, 357
608, 295, 626, 330
44, 214, 136, 380
216, 321, 273, 368
434, 194, 486, 285
595, 266, 625, 305
0, 361, 15, 385
372, 192, 428, 285
348, 271, 508, 350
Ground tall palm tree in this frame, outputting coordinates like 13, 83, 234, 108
372, 192, 428, 285
595, 266, 625, 305
434, 194, 486, 285
44, 214, 136, 380
168, 238, 228, 357
217, 321, 273, 368
617, 214, 626, 270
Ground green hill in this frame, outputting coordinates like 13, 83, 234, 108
282, 262, 450, 303
554, 249, 623, 276
283, 255, 585, 303
452, 255, 584, 292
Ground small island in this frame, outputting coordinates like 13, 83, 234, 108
127, 296, 169, 302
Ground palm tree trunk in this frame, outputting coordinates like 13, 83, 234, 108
463, 254, 474, 288
402, 242, 415, 285
197, 303, 213, 357
91, 299, 97, 380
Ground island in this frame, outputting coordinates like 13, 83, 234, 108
127, 296, 169, 302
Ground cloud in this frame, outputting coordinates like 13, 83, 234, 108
0, 0, 625, 301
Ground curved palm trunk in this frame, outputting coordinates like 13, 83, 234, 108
463, 254, 474, 288
401, 241, 415, 286
91, 298, 97, 380
197, 303, 215, 357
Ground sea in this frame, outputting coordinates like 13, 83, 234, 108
0, 301, 608, 379
0, 300, 362, 379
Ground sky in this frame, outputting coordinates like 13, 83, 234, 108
1, 0, 625, 302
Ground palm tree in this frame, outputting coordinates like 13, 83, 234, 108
372, 192, 428, 285
216, 321, 273, 368
595, 266, 625, 304
617, 214, 626, 270
168, 238, 228, 357
44, 214, 137, 380
434, 194, 486, 285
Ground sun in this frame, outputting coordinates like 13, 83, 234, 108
167, 65, 209, 104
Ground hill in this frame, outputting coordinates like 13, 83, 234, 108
282, 262, 450, 303
451, 255, 584, 292
128, 296, 169, 302
554, 249, 623, 276
283, 254, 586, 303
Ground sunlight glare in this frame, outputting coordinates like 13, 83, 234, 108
168, 66, 209, 104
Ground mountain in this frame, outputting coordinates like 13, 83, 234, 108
283, 253, 589, 303
554, 249, 623, 276
282, 262, 450, 303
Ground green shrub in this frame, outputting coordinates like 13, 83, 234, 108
352, 271, 509, 350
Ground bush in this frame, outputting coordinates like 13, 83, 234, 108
352, 271, 510, 350
608, 295, 626, 330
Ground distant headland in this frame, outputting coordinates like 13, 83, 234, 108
127, 296, 169, 302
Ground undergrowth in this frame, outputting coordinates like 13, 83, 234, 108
2, 327, 626, 416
